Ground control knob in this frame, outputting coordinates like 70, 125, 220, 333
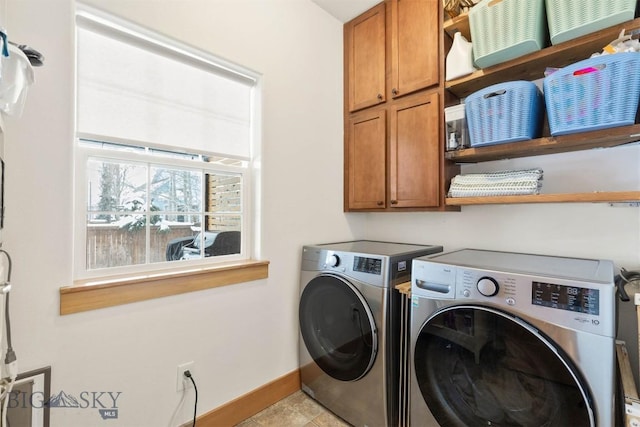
327, 254, 340, 267
477, 277, 499, 297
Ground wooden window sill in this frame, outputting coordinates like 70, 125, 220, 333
59, 259, 269, 315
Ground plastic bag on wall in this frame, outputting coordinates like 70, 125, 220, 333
0, 44, 34, 118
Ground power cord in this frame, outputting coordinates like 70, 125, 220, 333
615, 268, 640, 301
184, 370, 197, 427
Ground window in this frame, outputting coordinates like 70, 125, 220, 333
74, 6, 259, 280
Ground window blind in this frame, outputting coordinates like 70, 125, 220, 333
76, 13, 254, 160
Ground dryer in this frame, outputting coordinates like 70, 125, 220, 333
409, 249, 616, 427
299, 240, 442, 427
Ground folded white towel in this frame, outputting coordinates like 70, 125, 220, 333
448, 169, 543, 197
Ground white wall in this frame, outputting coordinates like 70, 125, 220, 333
2, 0, 640, 426
2, 1, 356, 426
360, 143, 640, 264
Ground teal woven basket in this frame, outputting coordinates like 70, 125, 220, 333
546, 0, 637, 45
470, 0, 547, 69
544, 52, 640, 136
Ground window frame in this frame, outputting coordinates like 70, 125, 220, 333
70, 4, 263, 291
73, 138, 252, 280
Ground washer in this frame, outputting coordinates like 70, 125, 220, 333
409, 249, 616, 427
299, 240, 443, 427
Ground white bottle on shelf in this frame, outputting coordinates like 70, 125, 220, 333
446, 31, 476, 81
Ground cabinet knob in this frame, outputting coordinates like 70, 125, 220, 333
390, 200, 398, 205
377, 201, 384, 206
392, 88, 398, 96
377, 93, 383, 101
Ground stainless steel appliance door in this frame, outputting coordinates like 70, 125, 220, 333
413, 305, 595, 427
299, 273, 378, 381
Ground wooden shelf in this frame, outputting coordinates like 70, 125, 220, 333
442, 16, 640, 206
443, 12, 470, 40
446, 191, 640, 206
445, 125, 640, 206
445, 124, 640, 163
444, 17, 640, 98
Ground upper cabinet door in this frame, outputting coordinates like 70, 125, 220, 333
389, 91, 440, 208
345, 3, 386, 113
391, 0, 439, 99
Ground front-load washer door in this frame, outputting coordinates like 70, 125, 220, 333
413, 305, 594, 427
299, 274, 378, 382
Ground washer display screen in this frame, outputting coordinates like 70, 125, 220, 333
353, 256, 382, 275
532, 281, 599, 315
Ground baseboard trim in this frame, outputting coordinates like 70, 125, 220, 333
189, 369, 301, 427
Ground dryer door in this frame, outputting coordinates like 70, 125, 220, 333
413, 305, 595, 427
299, 274, 378, 381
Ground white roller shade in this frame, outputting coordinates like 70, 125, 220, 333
76, 15, 254, 159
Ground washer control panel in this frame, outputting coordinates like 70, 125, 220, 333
477, 277, 499, 297
411, 257, 614, 337
327, 254, 340, 267
531, 280, 599, 316
458, 269, 518, 302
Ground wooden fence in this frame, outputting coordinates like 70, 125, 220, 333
87, 174, 242, 269
86, 224, 196, 269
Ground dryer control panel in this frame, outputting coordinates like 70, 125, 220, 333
302, 242, 442, 289
411, 250, 615, 337
302, 247, 389, 287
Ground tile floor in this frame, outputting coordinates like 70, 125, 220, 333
235, 390, 351, 427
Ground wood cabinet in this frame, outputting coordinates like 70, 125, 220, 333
345, 92, 441, 210
389, 91, 440, 208
344, 0, 456, 212
346, 109, 387, 209
442, 14, 640, 205
345, 0, 441, 112
390, 0, 439, 99
345, 3, 386, 113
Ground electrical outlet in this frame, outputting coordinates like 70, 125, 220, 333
176, 362, 195, 391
